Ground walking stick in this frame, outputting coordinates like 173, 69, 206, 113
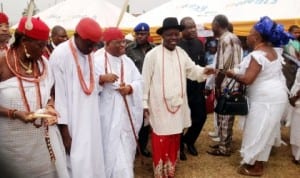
122, 95, 144, 164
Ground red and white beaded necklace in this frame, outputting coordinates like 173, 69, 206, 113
5, 49, 46, 112
162, 47, 183, 114
69, 40, 95, 95
5, 48, 55, 161
104, 51, 124, 83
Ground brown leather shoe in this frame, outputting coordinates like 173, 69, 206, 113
237, 162, 263, 177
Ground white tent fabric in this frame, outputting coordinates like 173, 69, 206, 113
223, 0, 300, 22
134, 0, 300, 37
13, 0, 136, 29
134, 0, 224, 28
135, 0, 300, 27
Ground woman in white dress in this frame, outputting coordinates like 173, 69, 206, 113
226, 16, 292, 176
0, 17, 68, 178
289, 68, 300, 164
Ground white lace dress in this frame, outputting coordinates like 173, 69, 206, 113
0, 59, 68, 178
238, 48, 288, 165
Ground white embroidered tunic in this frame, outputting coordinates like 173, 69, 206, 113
142, 45, 208, 135
94, 48, 143, 178
49, 39, 106, 178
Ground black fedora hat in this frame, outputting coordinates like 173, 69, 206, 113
156, 17, 185, 35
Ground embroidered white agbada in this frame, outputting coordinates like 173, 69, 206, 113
0, 58, 69, 178
49, 39, 106, 178
94, 48, 143, 178
95, 48, 143, 178
142, 45, 208, 135
238, 48, 288, 165
289, 68, 300, 161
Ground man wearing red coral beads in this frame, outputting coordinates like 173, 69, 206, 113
49, 18, 106, 178
142, 17, 215, 178
94, 27, 143, 178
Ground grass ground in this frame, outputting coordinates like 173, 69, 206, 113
134, 114, 300, 178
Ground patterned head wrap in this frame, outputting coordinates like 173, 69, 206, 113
254, 16, 293, 47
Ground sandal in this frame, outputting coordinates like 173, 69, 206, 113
206, 148, 231, 157
237, 164, 263, 177
209, 144, 219, 149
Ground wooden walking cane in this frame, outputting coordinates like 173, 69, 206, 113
23, 0, 56, 161
117, 0, 144, 164
121, 93, 144, 164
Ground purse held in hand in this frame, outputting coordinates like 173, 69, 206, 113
214, 79, 248, 115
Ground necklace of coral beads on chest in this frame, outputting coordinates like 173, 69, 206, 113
69, 40, 95, 95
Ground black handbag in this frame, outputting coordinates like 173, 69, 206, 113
214, 79, 248, 115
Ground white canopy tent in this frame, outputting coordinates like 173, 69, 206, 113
12, 0, 136, 30
134, 0, 300, 41
212, 0, 300, 36
134, 0, 224, 29
223, 0, 300, 22
132, 0, 225, 41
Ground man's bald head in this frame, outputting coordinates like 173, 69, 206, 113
180, 17, 194, 26
51, 25, 68, 46
180, 17, 197, 40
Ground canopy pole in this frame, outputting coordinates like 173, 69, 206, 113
116, 0, 129, 27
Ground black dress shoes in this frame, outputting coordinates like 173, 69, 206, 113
141, 149, 151, 157
180, 151, 187, 161
186, 144, 198, 156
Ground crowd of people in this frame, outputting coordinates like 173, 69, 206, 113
0, 10, 299, 178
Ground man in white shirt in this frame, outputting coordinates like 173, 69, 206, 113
142, 17, 215, 178
49, 18, 106, 178
94, 27, 143, 178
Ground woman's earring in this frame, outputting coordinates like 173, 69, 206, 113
24, 45, 31, 58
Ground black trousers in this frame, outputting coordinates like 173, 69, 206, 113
181, 99, 207, 148
138, 125, 150, 150
183, 117, 207, 145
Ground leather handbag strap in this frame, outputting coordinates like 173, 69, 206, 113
224, 78, 236, 93
225, 79, 246, 95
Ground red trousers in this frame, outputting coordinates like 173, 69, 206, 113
151, 132, 180, 178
